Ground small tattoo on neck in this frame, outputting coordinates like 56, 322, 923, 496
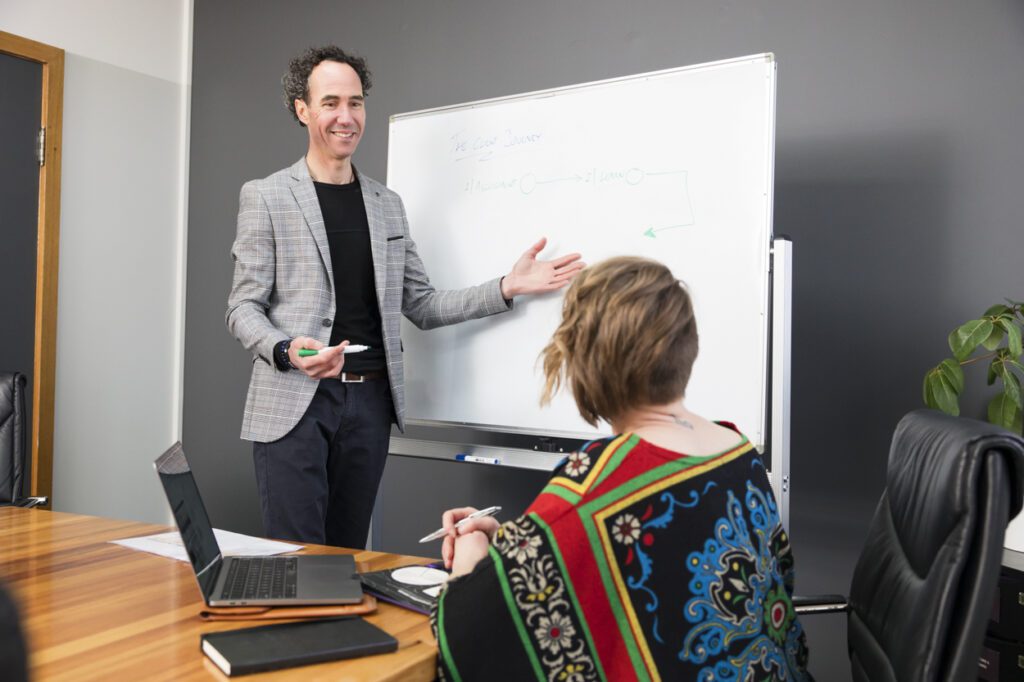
671, 415, 694, 429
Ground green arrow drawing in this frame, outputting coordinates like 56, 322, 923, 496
643, 224, 689, 238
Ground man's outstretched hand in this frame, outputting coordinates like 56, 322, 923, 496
500, 237, 585, 299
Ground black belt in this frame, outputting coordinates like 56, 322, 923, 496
333, 371, 386, 383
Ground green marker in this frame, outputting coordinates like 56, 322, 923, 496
297, 345, 370, 357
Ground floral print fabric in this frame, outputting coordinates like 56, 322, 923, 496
433, 431, 811, 682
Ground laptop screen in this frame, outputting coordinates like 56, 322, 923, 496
154, 442, 221, 600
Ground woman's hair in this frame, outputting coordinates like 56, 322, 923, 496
540, 256, 698, 426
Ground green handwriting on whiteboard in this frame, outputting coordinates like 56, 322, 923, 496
462, 167, 687, 195
450, 129, 544, 162
643, 224, 692, 238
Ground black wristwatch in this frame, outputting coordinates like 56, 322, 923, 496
273, 338, 296, 371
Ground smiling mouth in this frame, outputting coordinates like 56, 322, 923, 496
331, 131, 357, 139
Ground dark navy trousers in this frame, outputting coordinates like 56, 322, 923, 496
252, 377, 393, 549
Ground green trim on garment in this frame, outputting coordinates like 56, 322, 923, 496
436, 589, 464, 682
591, 433, 641, 489
530, 512, 608, 681
540, 482, 582, 506
579, 507, 652, 681
491, 545, 546, 681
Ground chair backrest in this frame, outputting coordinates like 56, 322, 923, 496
0, 372, 28, 505
847, 409, 1024, 682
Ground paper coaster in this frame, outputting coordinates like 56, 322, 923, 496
391, 566, 449, 586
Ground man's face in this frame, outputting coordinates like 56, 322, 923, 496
295, 60, 365, 165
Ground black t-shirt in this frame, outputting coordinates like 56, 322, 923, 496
313, 178, 386, 373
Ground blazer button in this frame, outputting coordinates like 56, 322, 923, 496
322, 318, 332, 327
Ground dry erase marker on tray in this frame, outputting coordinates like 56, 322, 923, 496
455, 454, 501, 465
297, 345, 370, 357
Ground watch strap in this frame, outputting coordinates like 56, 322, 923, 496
273, 339, 296, 371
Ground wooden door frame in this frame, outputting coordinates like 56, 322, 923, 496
0, 31, 64, 505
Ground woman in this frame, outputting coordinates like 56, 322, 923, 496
432, 256, 810, 681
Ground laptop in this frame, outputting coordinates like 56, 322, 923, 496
155, 442, 364, 607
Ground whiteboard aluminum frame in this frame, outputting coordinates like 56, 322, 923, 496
770, 238, 792, 530
389, 53, 774, 124
387, 53, 778, 448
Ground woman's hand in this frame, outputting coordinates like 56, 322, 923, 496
441, 506, 501, 570
450, 530, 492, 578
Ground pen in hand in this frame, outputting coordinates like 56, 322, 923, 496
418, 506, 502, 543
297, 344, 370, 357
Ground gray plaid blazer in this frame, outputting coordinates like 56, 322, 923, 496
227, 158, 510, 442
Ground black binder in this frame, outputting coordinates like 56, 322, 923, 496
200, 616, 397, 676
360, 565, 444, 614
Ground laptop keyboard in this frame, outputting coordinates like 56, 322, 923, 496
220, 557, 298, 601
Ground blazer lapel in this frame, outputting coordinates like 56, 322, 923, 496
288, 158, 333, 290
356, 168, 389, 304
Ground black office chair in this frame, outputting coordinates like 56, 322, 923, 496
0, 372, 47, 508
794, 409, 1024, 681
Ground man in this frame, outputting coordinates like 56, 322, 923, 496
226, 46, 583, 549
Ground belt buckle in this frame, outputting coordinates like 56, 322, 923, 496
340, 372, 364, 383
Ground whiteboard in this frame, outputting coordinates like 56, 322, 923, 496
387, 54, 776, 448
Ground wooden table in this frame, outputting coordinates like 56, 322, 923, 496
0, 508, 439, 681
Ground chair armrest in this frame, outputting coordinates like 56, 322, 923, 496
14, 496, 48, 509
792, 594, 849, 615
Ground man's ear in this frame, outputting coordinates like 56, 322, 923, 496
295, 98, 310, 125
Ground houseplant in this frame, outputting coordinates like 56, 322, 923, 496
923, 301, 1024, 434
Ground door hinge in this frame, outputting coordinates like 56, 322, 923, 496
37, 127, 46, 166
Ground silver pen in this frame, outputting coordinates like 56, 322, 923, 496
418, 506, 502, 543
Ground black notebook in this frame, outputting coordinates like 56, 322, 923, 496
200, 616, 397, 676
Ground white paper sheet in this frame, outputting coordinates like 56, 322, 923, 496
112, 529, 302, 562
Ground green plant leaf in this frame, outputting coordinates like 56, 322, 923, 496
951, 319, 993, 361
923, 372, 936, 408
988, 358, 999, 386
985, 304, 1011, 317
981, 324, 1005, 351
1001, 366, 1023, 409
923, 369, 947, 409
928, 372, 959, 415
989, 392, 1024, 433
1000, 318, 1023, 358
938, 358, 965, 394
948, 329, 960, 355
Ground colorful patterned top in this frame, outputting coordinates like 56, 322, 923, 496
431, 429, 811, 682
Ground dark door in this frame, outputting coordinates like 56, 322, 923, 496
0, 52, 42, 496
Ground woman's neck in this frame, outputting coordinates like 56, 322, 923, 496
611, 400, 696, 434
610, 400, 743, 457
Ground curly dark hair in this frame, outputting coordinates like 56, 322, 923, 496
282, 46, 373, 127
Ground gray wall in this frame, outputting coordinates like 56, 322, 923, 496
184, 1, 1024, 678
4, 2, 191, 525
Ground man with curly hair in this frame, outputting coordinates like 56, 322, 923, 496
226, 46, 584, 549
